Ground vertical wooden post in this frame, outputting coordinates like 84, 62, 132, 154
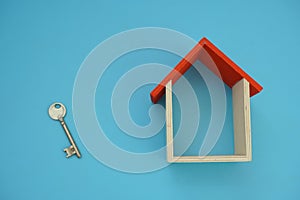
166, 81, 174, 162
232, 78, 252, 160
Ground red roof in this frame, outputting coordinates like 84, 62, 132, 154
150, 37, 263, 103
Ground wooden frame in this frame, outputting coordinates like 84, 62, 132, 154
166, 78, 252, 163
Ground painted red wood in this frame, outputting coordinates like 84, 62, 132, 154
150, 37, 263, 103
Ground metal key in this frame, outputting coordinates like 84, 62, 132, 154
48, 102, 81, 158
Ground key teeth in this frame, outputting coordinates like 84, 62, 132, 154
64, 146, 76, 158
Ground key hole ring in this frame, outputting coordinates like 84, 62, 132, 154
55, 104, 61, 109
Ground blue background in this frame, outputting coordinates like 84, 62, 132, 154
1, 0, 300, 199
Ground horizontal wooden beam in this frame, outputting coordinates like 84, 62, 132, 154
171, 155, 250, 163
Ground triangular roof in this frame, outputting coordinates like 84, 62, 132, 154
150, 37, 263, 103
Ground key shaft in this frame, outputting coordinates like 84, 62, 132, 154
59, 118, 81, 158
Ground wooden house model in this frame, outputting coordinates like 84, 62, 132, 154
150, 38, 263, 163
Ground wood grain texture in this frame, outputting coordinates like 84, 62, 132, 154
172, 155, 249, 163
232, 78, 252, 161
166, 80, 174, 162
164, 79, 252, 163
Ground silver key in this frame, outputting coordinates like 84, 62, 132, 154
48, 102, 81, 158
